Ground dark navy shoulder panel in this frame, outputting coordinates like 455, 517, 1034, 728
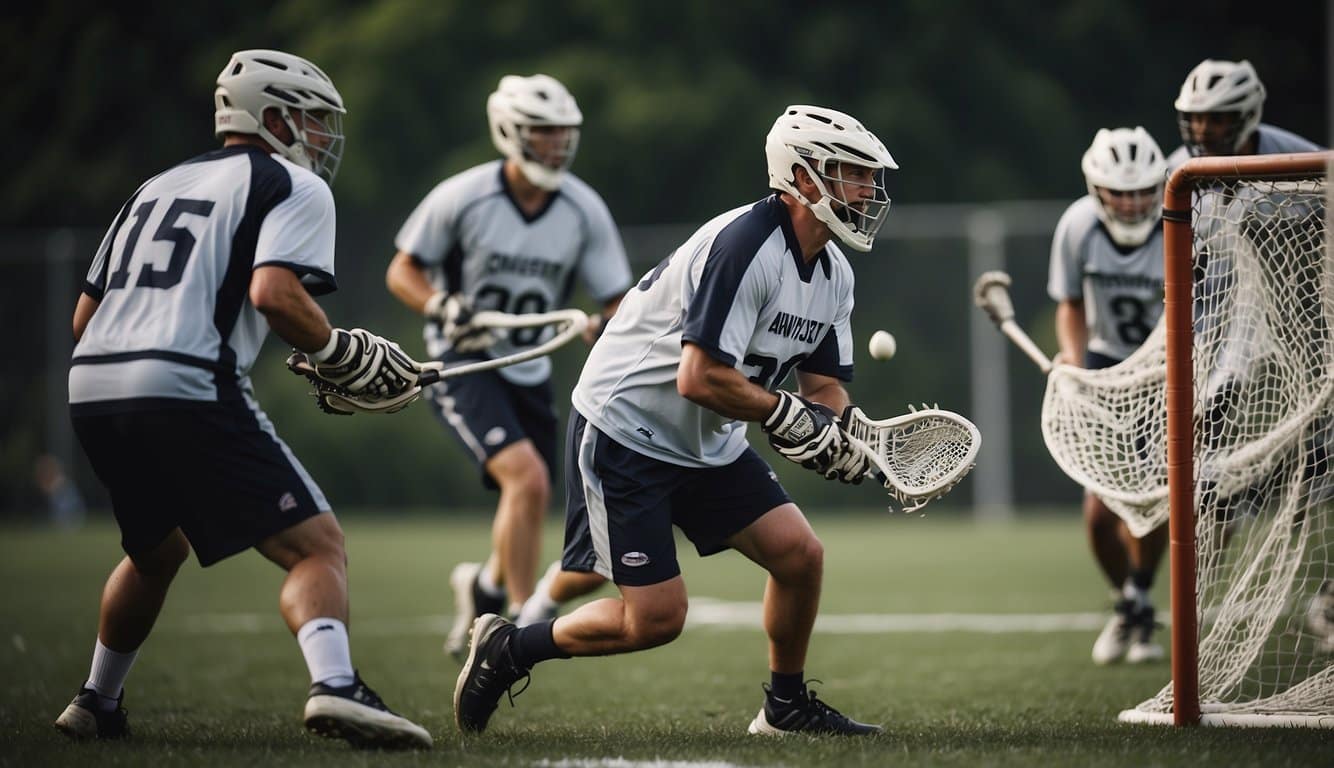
212, 151, 293, 394
798, 328, 853, 382
683, 197, 783, 355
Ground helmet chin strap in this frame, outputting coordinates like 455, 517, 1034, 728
255, 108, 314, 172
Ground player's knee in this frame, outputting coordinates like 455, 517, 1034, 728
627, 603, 686, 649
133, 531, 190, 581
495, 454, 551, 506
1084, 495, 1119, 532
778, 534, 824, 583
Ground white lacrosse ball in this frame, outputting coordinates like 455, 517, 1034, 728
868, 330, 897, 361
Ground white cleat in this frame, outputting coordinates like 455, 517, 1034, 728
444, 562, 483, 661
1092, 601, 1135, 665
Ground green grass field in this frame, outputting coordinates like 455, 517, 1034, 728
2, 512, 1329, 767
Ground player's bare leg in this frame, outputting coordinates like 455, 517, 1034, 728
54, 531, 188, 740
1084, 492, 1128, 589
550, 569, 607, 602
257, 511, 350, 629
551, 579, 687, 654
515, 562, 607, 627
727, 503, 879, 735
484, 439, 551, 609
726, 503, 822, 674
256, 511, 432, 749
97, 528, 191, 652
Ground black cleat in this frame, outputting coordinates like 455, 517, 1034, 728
453, 614, 531, 733
304, 671, 432, 750
748, 683, 883, 736
54, 687, 129, 740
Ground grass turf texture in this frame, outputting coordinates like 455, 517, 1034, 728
1, 513, 1329, 767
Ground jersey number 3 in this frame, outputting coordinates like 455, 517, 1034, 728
107, 198, 216, 291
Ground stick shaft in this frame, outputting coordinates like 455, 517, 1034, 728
999, 319, 1053, 374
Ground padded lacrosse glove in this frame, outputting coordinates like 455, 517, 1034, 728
762, 390, 844, 472
310, 328, 420, 399
425, 291, 497, 353
821, 405, 872, 484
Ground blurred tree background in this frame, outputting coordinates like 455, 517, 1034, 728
0, 1, 1326, 516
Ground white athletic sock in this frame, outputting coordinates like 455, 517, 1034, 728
515, 591, 559, 627
86, 639, 137, 709
477, 566, 505, 598
1122, 579, 1149, 610
297, 618, 355, 688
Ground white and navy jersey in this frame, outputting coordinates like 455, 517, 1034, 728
70, 145, 337, 406
394, 160, 631, 386
1048, 195, 1164, 362
573, 194, 856, 468
1167, 123, 1325, 171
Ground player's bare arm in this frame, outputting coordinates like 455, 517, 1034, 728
584, 293, 625, 344
677, 342, 778, 422
385, 250, 435, 313
1054, 298, 1087, 367
793, 369, 850, 415
250, 264, 334, 353
72, 293, 99, 342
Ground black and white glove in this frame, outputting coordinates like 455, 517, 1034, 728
762, 390, 844, 471
821, 406, 872, 484
425, 291, 496, 354
310, 328, 421, 399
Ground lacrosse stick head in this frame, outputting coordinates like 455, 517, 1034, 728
842, 405, 982, 513
972, 271, 1016, 327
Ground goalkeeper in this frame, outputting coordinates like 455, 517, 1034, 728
452, 105, 888, 737
1047, 127, 1170, 666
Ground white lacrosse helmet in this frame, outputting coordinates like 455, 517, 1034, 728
765, 105, 897, 252
1081, 127, 1167, 247
487, 74, 583, 191
214, 50, 346, 184
1173, 59, 1266, 156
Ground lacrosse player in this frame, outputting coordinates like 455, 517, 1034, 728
453, 105, 890, 737
385, 74, 631, 657
55, 50, 431, 749
1167, 58, 1321, 169
1048, 127, 1170, 665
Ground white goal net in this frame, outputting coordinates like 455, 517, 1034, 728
1045, 161, 1334, 727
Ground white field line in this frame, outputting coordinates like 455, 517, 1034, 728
177, 597, 1148, 636
535, 761, 753, 768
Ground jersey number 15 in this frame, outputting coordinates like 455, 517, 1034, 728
107, 198, 216, 291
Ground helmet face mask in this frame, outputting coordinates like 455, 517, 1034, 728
805, 158, 891, 248
1173, 59, 1265, 156
1080, 127, 1167, 247
214, 50, 347, 185
766, 105, 898, 252
488, 75, 583, 191
516, 124, 581, 185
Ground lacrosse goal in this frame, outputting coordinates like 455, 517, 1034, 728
1114, 152, 1334, 728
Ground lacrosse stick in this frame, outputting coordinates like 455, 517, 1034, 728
972, 270, 1053, 374
287, 309, 588, 414
841, 405, 982, 513
416, 308, 589, 384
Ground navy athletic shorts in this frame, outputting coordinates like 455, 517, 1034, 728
424, 350, 559, 490
562, 409, 792, 586
70, 397, 328, 567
